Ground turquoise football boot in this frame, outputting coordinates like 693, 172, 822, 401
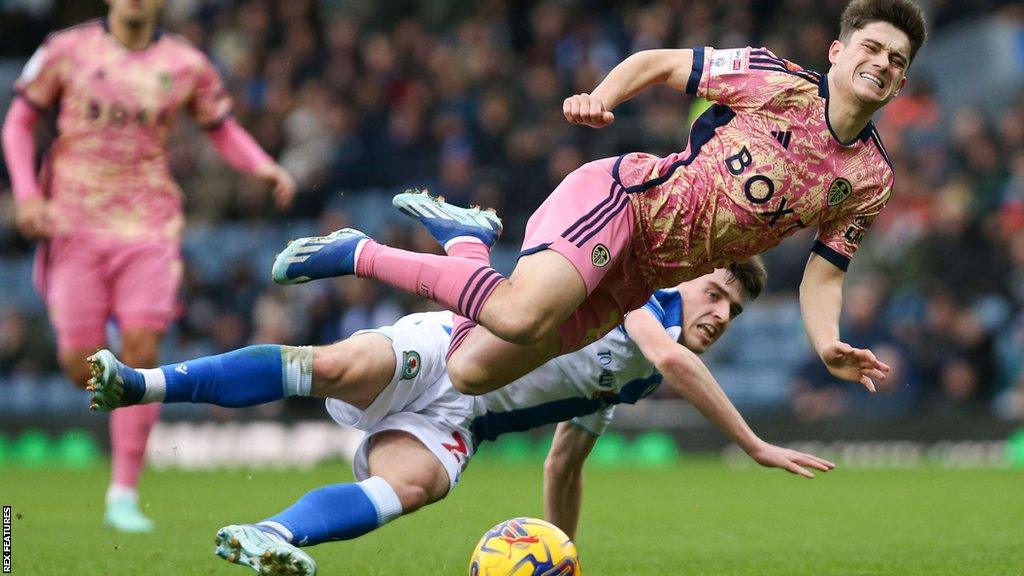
214, 524, 317, 575
392, 189, 503, 248
87, 349, 146, 411
104, 497, 155, 533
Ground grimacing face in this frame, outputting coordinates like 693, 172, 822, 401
828, 21, 911, 108
674, 268, 746, 354
107, 0, 165, 26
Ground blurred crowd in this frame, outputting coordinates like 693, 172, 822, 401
1, 0, 1023, 423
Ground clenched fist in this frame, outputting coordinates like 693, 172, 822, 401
563, 93, 615, 128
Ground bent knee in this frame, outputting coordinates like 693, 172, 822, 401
390, 482, 433, 513
448, 360, 501, 396
487, 314, 553, 346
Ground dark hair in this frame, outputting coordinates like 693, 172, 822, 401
726, 256, 767, 301
839, 0, 927, 63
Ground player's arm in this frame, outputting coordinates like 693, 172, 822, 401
2, 98, 50, 239
799, 253, 890, 392
206, 118, 296, 209
624, 310, 834, 478
563, 49, 694, 128
543, 421, 598, 540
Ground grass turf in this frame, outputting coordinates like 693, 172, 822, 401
2, 458, 1021, 575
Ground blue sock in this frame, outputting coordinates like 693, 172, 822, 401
259, 477, 404, 546
156, 345, 313, 407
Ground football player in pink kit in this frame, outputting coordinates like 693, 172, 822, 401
273, 0, 924, 397
1, 0, 295, 532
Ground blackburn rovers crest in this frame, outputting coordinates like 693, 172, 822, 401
401, 351, 421, 380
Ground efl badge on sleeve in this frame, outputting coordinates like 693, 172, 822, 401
709, 48, 748, 77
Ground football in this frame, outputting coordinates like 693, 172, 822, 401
469, 517, 581, 576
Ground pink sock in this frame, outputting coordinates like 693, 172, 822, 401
443, 241, 491, 357
109, 403, 161, 488
357, 241, 503, 322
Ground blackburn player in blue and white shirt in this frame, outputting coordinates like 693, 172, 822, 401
87, 194, 833, 576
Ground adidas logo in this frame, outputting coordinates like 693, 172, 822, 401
771, 129, 792, 150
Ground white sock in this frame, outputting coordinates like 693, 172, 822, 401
282, 346, 313, 397
358, 476, 403, 525
257, 521, 293, 543
353, 238, 369, 271
443, 236, 485, 252
138, 368, 166, 403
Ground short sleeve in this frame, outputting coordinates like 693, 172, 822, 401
570, 406, 614, 437
639, 295, 666, 324
813, 175, 892, 271
14, 41, 65, 110
686, 46, 816, 110
188, 52, 232, 128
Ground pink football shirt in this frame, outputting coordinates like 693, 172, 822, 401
14, 19, 231, 240
616, 46, 893, 288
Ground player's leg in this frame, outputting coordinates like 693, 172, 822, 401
392, 193, 576, 392
58, 348, 99, 388
88, 332, 400, 411
364, 430, 451, 512
273, 164, 632, 350
213, 431, 451, 575
104, 327, 162, 530
103, 239, 181, 533
444, 252, 581, 393
273, 228, 587, 347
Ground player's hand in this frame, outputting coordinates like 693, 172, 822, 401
820, 341, 890, 393
14, 196, 52, 239
257, 162, 296, 210
563, 93, 615, 128
747, 440, 835, 479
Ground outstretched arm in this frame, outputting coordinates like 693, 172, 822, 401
206, 117, 296, 209
2, 98, 50, 238
543, 421, 598, 539
624, 310, 834, 478
800, 253, 890, 392
564, 49, 695, 128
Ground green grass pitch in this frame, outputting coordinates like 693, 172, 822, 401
2, 458, 1021, 575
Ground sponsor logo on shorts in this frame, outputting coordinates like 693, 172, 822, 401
591, 244, 610, 268
441, 431, 469, 464
401, 351, 421, 380
827, 178, 853, 207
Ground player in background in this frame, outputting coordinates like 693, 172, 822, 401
272, 0, 925, 402
88, 202, 832, 575
1, 0, 295, 532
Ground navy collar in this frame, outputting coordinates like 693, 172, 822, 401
818, 73, 875, 146
102, 16, 162, 50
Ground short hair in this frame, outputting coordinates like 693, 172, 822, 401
726, 256, 767, 301
839, 0, 928, 63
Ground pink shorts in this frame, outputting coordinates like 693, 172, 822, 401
35, 233, 183, 351
520, 157, 652, 352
